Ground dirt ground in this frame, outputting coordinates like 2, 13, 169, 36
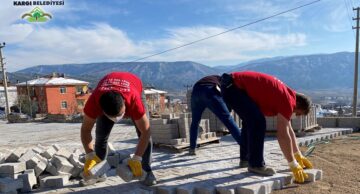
273, 132, 360, 194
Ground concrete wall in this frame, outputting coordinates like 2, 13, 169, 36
317, 117, 360, 128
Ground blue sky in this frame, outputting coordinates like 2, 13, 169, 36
0, 0, 357, 71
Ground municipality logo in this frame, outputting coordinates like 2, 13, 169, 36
22, 7, 52, 22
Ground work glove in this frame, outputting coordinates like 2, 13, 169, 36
294, 151, 313, 169
289, 160, 308, 183
83, 152, 101, 177
128, 154, 143, 177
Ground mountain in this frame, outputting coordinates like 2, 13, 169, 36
8, 52, 355, 91
229, 52, 354, 90
13, 61, 218, 91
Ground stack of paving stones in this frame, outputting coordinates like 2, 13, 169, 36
0, 143, 119, 193
266, 105, 318, 133
150, 113, 218, 146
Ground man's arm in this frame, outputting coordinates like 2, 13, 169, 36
288, 124, 301, 154
276, 113, 295, 163
133, 113, 151, 157
81, 114, 96, 154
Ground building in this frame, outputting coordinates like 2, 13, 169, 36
0, 86, 17, 108
16, 74, 90, 116
144, 88, 167, 114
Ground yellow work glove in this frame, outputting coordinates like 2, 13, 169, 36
84, 152, 101, 177
294, 152, 313, 169
289, 160, 308, 183
128, 154, 143, 177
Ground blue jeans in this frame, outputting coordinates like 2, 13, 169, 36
222, 85, 266, 167
95, 92, 153, 172
189, 84, 242, 150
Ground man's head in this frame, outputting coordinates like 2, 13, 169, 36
294, 93, 311, 116
100, 91, 125, 118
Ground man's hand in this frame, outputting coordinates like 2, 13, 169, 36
294, 152, 313, 169
289, 160, 308, 183
128, 155, 143, 177
84, 152, 101, 177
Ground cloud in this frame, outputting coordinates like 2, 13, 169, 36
4, 24, 307, 71
142, 26, 306, 63
324, 2, 351, 32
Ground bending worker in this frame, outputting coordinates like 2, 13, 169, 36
80, 72, 157, 186
189, 75, 245, 167
221, 71, 313, 183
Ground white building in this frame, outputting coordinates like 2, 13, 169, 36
0, 86, 17, 108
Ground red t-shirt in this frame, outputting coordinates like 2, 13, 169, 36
83, 72, 145, 120
231, 71, 296, 120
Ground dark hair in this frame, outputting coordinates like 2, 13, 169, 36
99, 91, 124, 116
296, 93, 311, 115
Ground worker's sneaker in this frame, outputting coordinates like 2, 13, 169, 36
79, 174, 107, 187
142, 171, 157, 186
239, 160, 249, 168
189, 149, 196, 156
248, 166, 276, 176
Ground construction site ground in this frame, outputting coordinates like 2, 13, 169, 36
0, 120, 357, 194
273, 132, 360, 194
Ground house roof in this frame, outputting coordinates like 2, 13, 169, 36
144, 88, 167, 94
16, 77, 88, 86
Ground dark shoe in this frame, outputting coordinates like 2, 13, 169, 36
79, 174, 107, 186
142, 171, 157, 186
248, 166, 276, 176
189, 149, 196, 156
239, 160, 249, 168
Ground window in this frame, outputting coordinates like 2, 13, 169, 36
76, 86, 83, 94
60, 87, 66, 94
61, 101, 67, 109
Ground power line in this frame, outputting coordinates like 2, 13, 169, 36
344, 0, 356, 39
129, 0, 321, 63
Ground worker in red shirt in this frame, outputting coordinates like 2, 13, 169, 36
221, 71, 313, 183
80, 72, 156, 186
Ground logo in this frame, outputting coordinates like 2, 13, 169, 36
21, 7, 52, 22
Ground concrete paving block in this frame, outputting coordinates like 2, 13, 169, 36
236, 184, 266, 194
51, 155, 74, 174
156, 186, 175, 194
195, 186, 214, 194
0, 162, 26, 175
0, 154, 5, 164
304, 169, 323, 182
27, 154, 48, 177
55, 148, 72, 160
107, 153, 120, 168
40, 174, 70, 188
107, 142, 116, 155
0, 177, 23, 193
18, 150, 37, 165
18, 169, 37, 192
89, 160, 111, 177
41, 146, 57, 159
5, 149, 25, 162
215, 186, 235, 194
118, 151, 131, 162
45, 162, 59, 176
176, 185, 195, 194
150, 119, 168, 125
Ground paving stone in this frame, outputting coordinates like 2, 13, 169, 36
107, 153, 120, 168
27, 154, 48, 177
156, 186, 175, 194
18, 169, 37, 192
55, 148, 72, 160
40, 174, 70, 188
51, 155, 74, 174
0, 162, 26, 175
41, 145, 59, 159
18, 149, 37, 166
0, 154, 5, 164
236, 183, 266, 194
0, 177, 23, 193
107, 142, 116, 155
5, 149, 24, 162
89, 160, 111, 178
304, 169, 323, 182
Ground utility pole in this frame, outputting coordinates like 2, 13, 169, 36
353, 8, 360, 117
184, 84, 193, 92
0, 42, 10, 119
